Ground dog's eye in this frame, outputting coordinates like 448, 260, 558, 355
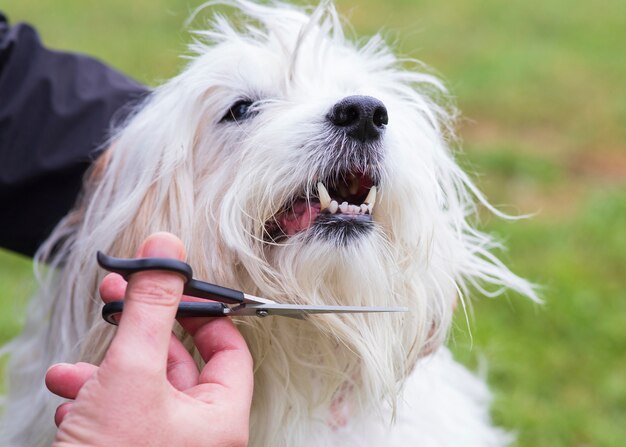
221, 100, 254, 123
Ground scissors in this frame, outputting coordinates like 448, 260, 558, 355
97, 252, 407, 325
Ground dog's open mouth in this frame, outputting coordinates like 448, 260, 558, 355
266, 171, 377, 240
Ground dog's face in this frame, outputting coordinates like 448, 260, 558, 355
165, 5, 463, 325
201, 33, 390, 245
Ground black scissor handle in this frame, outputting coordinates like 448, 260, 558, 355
97, 252, 245, 304
97, 251, 193, 282
102, 301, 229, 325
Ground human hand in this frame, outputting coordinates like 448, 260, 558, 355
45, 232, 254, 446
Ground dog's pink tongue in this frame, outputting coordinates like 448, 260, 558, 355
279, 200, 321, 236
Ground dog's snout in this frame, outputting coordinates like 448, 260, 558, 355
328, 95, 388, 143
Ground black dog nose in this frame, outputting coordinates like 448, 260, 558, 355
328, 95, 388, 143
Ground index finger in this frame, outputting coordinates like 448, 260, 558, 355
105, 232, 187, 372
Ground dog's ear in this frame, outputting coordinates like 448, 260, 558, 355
68, 85, 205, 259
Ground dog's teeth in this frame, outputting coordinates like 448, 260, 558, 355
367, 203, 373, 214
360, 204, 368, 214
351, 205, 360, 214
339, 202, 349, 213
364, 186, 377, 209
317, 182, 331, 210
329, 200, 339, 214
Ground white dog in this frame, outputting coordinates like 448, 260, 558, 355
1, 1, 537, 446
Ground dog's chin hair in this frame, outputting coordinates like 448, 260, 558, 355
239, 229, 426, 445
0, 2, 538, 446
304, 217, 375, 244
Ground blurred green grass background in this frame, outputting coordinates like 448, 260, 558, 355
1, 1, 625, 445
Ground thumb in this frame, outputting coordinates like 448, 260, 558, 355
105, 232, 186, 372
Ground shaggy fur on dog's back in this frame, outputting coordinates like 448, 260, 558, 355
1, 2, 537, 446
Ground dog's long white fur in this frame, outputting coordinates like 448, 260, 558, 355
1, 2, 537, 446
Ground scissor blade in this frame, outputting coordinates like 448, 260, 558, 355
242, 293, 276, 305
229, 304, 408, 318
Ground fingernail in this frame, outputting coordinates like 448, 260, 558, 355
137, 232, 186, 259
45, 363, 64, 375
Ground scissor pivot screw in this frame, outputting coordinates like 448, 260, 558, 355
256, 310, 269, 318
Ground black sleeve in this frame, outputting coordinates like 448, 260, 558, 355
0, 13, 150, 257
